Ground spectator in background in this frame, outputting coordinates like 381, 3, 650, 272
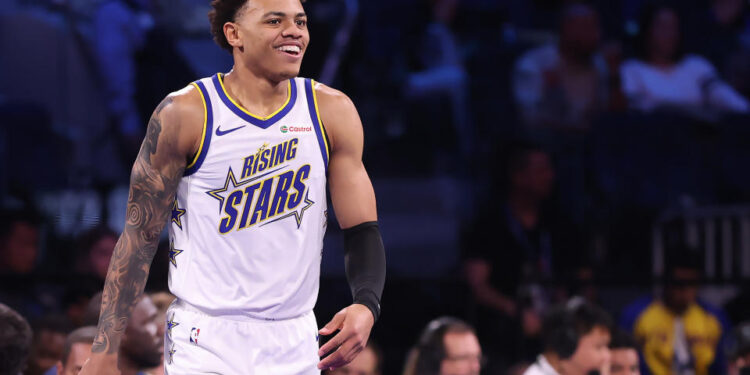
325, 341, 382, 375
620, 247, 730, 375
93, 0, 153, 163
523, 299, 612, 375
620, 5, 749, 115
404, 0, 473, 160
463, 144, 580, 366
75, 226, 118, 284
728, 323, 750, 375
606, 329, 640, 375
55, 326, 97, 375
694, 0, 750, 97
402, 317, 483, 375
85, 292, 162, 375
0, 303, 32, 375
0, 210, 47, 320
0, 210, 40, 275
513, 4, 614, 130
60, 281, 100, 328
26, 315, 72, 375
146, 291, 176, 375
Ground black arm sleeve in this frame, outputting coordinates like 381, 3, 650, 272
343, 221, 386, 322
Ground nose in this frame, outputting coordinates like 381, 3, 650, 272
281, 21, 303, 39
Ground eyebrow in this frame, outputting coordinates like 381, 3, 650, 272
262, 11, 307, 18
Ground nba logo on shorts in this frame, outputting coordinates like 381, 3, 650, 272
190, 327, 200, 344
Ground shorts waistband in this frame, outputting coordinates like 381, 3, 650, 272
172, 298, 313, 323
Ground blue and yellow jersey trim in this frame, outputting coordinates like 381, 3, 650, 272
212, 73, 297, 129
304, 79, 331, 173
185, 81, 213, 176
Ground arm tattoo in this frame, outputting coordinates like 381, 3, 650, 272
92, 97, 183, 354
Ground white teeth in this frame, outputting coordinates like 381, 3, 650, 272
277, 45, 300, 53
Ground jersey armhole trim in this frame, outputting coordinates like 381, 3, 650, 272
305, 79, 330, 173
185, 81, 213, 176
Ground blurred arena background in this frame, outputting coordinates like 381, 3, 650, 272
2, 0, 750, 374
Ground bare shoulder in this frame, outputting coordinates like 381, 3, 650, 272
313, 82, 355, 110
313, 82, 361, 150
160, 84, 205, 129
146, 84, 205, 160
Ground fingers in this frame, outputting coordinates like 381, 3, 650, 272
318, 347, 346, 370
318, 309, 346, 336
317, 336, 366, 370
318, 329, 348, 357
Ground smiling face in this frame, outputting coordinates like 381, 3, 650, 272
225, 0, 309, 82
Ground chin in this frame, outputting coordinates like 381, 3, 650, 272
134, 352, 163, 368
276, 66, 301, 80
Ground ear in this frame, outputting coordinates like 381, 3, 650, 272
224, 21, 242, 49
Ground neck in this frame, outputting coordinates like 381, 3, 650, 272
649, 54, 674, 68
223, 62, 289, 113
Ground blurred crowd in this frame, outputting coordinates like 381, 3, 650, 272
3, 0, 750, 374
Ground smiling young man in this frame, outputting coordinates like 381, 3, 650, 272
78, 0, 386, 373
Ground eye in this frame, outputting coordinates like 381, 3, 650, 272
296, 19, 307, 26
267, 18, 281, 25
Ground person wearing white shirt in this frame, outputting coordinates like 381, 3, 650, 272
524, 299, 612, 375
620, 5, 749, 114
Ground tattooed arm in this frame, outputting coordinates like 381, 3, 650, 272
80, 86, 203, 374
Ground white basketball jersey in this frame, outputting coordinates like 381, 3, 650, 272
167, 73, 329, 320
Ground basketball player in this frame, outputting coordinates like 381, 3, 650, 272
79, 0, 386, 373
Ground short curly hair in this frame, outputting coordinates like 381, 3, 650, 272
209, 0, 307, 53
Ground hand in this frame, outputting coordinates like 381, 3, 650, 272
77, 352, 120, 375
317, 304, 375, 370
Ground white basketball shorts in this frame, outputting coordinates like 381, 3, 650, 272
164, 299, 320, 375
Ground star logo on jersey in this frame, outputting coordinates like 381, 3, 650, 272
168, 241, 184, 267
167, 343, 176, 364
260, 189, 314, 229
171, 199, 186, 230
166, 313, 179, 339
